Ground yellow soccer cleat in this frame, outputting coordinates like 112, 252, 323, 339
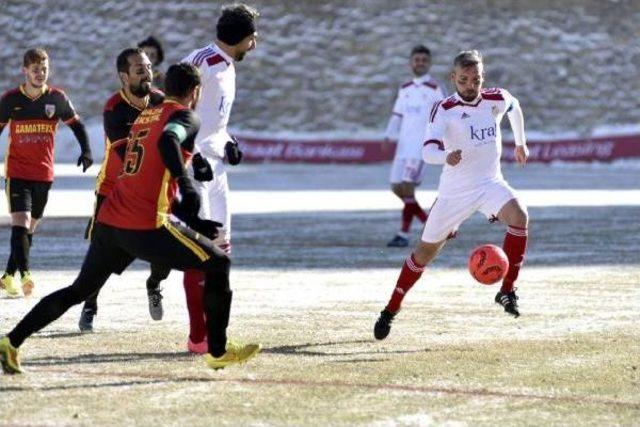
0, 336, 23, 374
204, 340, 261, 370
0, 273, 20, 298
21, 272, 35, 297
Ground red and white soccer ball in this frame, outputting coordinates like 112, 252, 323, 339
468, 244, 509, 285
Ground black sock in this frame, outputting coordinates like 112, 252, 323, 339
10, 226, 29, 275
5, 232, 33, 276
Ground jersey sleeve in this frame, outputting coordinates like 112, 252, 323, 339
424, 101, 445, 143
103, 107, 126, 144
164, 109, 201, 151
0, 93, 13, 126
57, 91, 79, 124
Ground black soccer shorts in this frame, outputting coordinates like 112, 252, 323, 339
5, 178, 52, 219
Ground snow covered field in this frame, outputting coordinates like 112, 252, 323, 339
0, 162, 638, 425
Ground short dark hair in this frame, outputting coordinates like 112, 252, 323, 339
453, 50, 483, 68
411, 45, 431, 57
116, 48, 145, 74
138, 36, 164, 65
164, 63, 201, 98
216, 3, 259, 45
23, 48, 48, 67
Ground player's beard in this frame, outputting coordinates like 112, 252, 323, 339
412, 66, 428, 77
458, 89, 479, 102
235, 50, 247, 62
130, 81, 151, 97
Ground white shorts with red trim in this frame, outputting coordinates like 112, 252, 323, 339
421, 180, 518, 243
389, 157, 427, 184
191, 156, 231, 247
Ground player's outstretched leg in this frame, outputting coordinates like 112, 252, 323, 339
147, 264, 169, 321
374, 253, 426, 340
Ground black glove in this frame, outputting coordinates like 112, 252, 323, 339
191, 218, 222, 240
171, 200, 222, 240
224, 138, 243, 166
176, 176, 200, 218
192, 153, 213, 182
77, 151, 93, 172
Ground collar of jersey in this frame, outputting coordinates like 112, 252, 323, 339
412, 74, 432, 85
454, 92, 482, 107
119, 89, 149, 111
20, 84, 48, 101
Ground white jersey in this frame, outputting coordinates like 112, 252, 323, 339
424, 87, 518, 196
182, 43, 235, 159
385, 74, 445, 159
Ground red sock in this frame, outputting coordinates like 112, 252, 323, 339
410, 201, 428, 223
401, 197, 414, 233
501, 225, 528, 293
183, 269, 207, 342
386, 253, 425, 313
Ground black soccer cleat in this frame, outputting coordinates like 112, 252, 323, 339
387, 235, 409, 248
495, 291, 520, 318
374, 309, 396, 340
78, 308, 96, 332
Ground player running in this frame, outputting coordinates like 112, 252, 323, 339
0, 48, 93, 298
374, 50, 530, 340
180, 3, 258, 354
0, 63, 261, 374
78, 48, 168, 332
384, 45, 445, 248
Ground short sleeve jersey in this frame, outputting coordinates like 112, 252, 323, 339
391, 75, 445, 159
94, 89, 164, 196
0, 85, 79, 182
98, 101, 200, 230
425, 87, 517, 196
182, 43, 235, 159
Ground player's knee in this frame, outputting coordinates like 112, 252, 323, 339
513, 205, 529, 228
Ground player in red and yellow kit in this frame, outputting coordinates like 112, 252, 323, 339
79, 48, 167, 332
0, 48, 93, 298
0, 63, 261, 374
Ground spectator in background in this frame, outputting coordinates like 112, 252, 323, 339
138, 36, 165, 90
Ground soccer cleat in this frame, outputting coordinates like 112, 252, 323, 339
0, 336, 23, 374
0, 273, 20, 298
495, 290, 520, 317
147, 288, 164, 321
204, 341, 261, 370
387, 235, 409, 248
20, 272, 34, 297
187, 337, 208, 354
78, 308, 96, 333
374, 309, 396, 340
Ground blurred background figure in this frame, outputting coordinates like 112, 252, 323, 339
384, 45, 445, 248
138, 36, 165, 91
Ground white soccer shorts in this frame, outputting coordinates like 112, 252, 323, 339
421, 180, 518, 243
389, 157, 427, 184
191, 156, 231, 247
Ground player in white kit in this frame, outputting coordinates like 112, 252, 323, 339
374, 50, 530, 340
180, 3, 259, 353
385, 45, 445, 248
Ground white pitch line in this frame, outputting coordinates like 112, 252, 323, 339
0, 189, 639, 219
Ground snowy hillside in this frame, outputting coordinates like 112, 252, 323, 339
0, 0, 638, 141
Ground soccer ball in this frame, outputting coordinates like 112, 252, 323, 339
468, 244, 509, 285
